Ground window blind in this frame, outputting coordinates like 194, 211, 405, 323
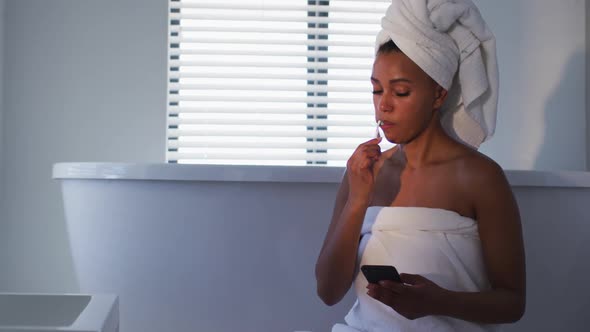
167, 0, 393, 166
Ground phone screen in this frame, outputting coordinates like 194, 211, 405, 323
361, 265, 402, 284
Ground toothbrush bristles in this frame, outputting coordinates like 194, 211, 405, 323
376, 120, 382, 138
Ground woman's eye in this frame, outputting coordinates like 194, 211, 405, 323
372, 90, 384, 95
396, 91, 410, 97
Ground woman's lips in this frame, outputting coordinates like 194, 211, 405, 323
380, 121, 396, 130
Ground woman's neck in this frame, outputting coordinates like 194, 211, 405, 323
399, 112, 456, 170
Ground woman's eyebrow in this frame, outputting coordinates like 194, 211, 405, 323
370, 76, 412, 84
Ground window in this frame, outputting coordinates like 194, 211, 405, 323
167, 0, 393, 166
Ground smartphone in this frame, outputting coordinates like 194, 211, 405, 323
361, 265, 402, 284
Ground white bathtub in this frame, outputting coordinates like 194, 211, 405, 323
53, 163, 590, 332
0, 293, 118, 332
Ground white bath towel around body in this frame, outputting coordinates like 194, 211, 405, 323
332, 207, 503, 332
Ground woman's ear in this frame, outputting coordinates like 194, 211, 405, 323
433, 85, 448, 110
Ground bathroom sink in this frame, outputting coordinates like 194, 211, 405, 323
0, 293, 118, 332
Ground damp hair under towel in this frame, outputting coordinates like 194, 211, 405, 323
376, 39, 402, 55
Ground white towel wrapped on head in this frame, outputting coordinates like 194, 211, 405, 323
375, 0, 498, 149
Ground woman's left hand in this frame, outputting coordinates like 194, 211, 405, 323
366, 273, 447, 320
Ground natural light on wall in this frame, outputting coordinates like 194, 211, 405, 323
167, 0, 393, 166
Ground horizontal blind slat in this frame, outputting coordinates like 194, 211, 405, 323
167, 117, 375, 127
169, 26, 378, 36
168, 129, 369, 139
168, 95, 368, 104
170, 3, 386, 14
168, 107, 374, 116
169, 36, 374, 48
168, 72, 368, 81
168, 140, 361, 150
169, 60, 371, 70
170, 49, 372, 58
169, 13, 379, 25
168, 152, 352, 162
169, 83, 370, 93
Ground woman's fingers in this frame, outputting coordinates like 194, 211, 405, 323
359, 141, 382, 161
379, 280, 406, 294
357, 154, 379, 170
367, 284, 397, 307
362, 137, 382, 145
349, 143, 381, 169
363, 145, 381, 155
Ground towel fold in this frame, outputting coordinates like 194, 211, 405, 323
333, 207, 503, 332
375, 0, 498, 149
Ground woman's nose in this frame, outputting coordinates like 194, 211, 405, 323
378, 95, 392, 112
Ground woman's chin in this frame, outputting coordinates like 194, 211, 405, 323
383, 135, 403, 145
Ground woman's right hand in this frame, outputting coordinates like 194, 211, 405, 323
346, 137, 383, 206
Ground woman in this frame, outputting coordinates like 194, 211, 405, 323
315, 1, 525, 331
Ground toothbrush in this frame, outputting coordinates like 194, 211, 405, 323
375, 120, 383, 139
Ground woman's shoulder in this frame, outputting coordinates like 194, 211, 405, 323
454, 146, 509, 191
447, 146, 512, 218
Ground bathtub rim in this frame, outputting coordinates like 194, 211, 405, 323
52, 162, 590, 188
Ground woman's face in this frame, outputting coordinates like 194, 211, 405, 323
371, 51, 445, 144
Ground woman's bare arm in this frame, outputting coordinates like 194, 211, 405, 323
315, 140, 394, 305
315, 173, 369, 306
436, 160, 526, 323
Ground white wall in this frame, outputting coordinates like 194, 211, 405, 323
0, 0, 5, 289
0, 0, 167, 292
0, 0, 587, 294
0, 0, 4, 189
474, 0, 587, 171
587, 0, 590, 171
